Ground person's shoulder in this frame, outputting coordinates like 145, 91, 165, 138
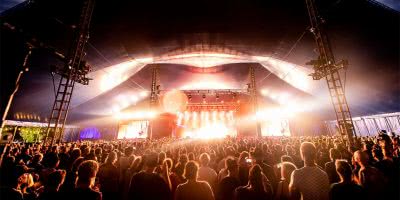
325, 161, 334, 167
198, 180, 212, 187
148, 171, 163, 178
1, 188, 23, 199
330, 182, 341, 189
90, 188, 102, 197
176, 181, 186, 190
73, 188, 102, 200
366, 165, 382, 174
201, 166, 216, 173
261, 162, 273, 169
292, 168, 303, 175
222, 176, 238, 183
207, 166, 217, 173
146, 172, 168, 184
220, 176, 231, 182
39, 191, 65, 200
132, 170, 146, 178
235, 185, 248, 193
311, 165, 329, 175
349, 182, 363, 190
94, 190, 102, 199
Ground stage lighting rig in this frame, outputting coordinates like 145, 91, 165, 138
305, 0, 355, 145
307, 59, 348, 80
45, 0, 95, 145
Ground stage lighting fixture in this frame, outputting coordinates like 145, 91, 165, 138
130, 95, 138, 102
139, 91, 148, 97
278, 93, 291, 104
121, 99, 130, 108
177, 113, 183, 126
219, 111, 225, 119
112, 105, 121, 113
261, 89, 268, 96
212, 111, 217, 119
184, 111, 190, 122
146, 111, 156, 118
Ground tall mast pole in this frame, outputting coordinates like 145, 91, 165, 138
305, 0, 355, 145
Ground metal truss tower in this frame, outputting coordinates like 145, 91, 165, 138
45, 0, 95, 145
305, 0, 355, 145
148, 65, 160, 140
249, 66, 262, 137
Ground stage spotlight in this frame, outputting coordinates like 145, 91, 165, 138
219, 111, 225, 120
112, 105, 121, 113
261, 89, 269, 96
139, 91, 148, 97
212, 111, 217, 122
205, 111, 210, 123
120, 99, 130, 108
130, 95, 138, 102
177, 113, 183, 126
135, 111, 145, 118
192, 112, 198, 127
184, 111, 190, 122
146, 111, 156, 118
278, 92, 291, 104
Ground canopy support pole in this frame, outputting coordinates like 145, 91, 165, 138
148, 65, 160, 140
249, 65, 261, 137
305, 0, 355, 145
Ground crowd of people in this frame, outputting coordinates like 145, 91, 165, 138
0, 132, 398, 200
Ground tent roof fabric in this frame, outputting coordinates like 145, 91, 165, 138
1, 0, 399, 126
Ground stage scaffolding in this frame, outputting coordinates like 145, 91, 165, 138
325, 112, 400, 137
305, 0, 355, 145
148, 65, 261, 139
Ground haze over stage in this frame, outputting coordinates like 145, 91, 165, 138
1, 0, 399, 129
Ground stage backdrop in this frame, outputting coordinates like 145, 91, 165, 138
117, 121, 148, 139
